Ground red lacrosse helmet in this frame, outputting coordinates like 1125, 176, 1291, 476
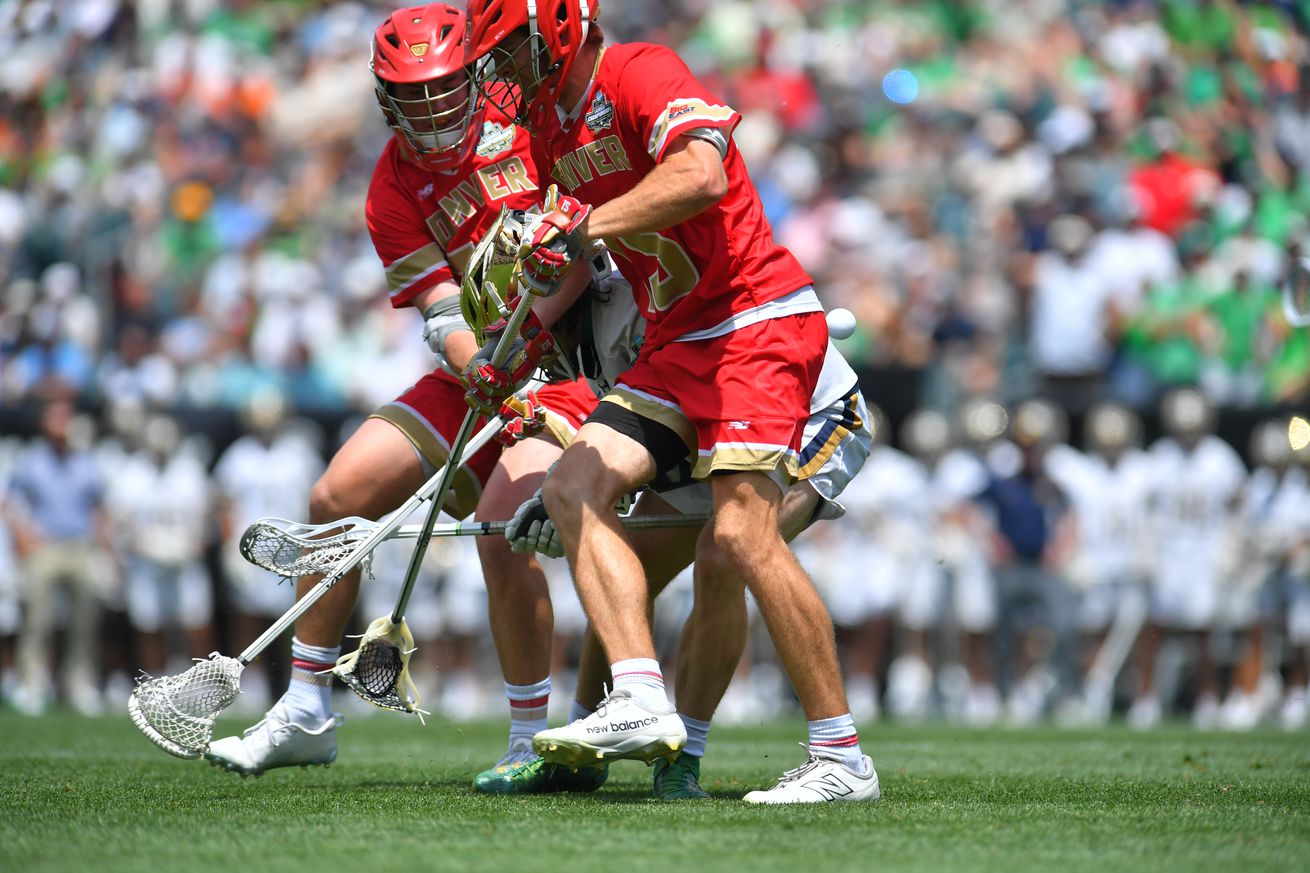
464, 0, 597, 126
372, 4, 481, 171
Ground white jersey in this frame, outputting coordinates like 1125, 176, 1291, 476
215, 434, 324, 529
1242, 466, 1310, 558
1147, 436, 1246, 544
1045, 445, 1153, 583
106, 452, 211, 566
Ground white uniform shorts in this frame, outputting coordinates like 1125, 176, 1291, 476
224, 548, 297, 618
125, 558, 212, 632
657, 383, 872, 522
1151, 542, 1222, 630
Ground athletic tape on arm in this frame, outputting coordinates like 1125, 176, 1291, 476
423, 295, 472, 374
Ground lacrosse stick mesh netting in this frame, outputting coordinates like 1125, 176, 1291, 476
128, 654, 243, 758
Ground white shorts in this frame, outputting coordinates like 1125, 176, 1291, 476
899, 554, 998, 633
1151, 545, 1221, 630
223, 548, 297, 618
1076, 577, 1141, 632
658, 383, 872, 522
125, 558, 212, 632
801, 537, 899, 627
358, 537, 443, 638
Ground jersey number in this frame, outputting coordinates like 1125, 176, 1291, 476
609, 232, 699, 313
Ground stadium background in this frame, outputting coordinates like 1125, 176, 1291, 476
1, 0, 1308, 729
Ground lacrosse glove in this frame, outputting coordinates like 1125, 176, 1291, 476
462, 308, 559, 416
505, 487, 564, 558
496, 391, 549, 446
518, 190, 591, 296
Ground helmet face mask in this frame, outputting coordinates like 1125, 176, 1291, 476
376, 73, 477, 170
372, 5, 480, 172
470, 27, 556, 126
465, 0, 596, 128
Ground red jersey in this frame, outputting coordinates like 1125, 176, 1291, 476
367, 103, 541, 309
528, 42, 814, 351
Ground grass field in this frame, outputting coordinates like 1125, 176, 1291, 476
2, 712, 1307, 873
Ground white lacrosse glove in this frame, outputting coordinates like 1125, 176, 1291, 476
505, 488, 564, 558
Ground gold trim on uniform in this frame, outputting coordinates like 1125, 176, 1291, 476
694, 444, 799, 481
385, 242, 449, 297
599, 388, 698, 454
369, 405, 483, 519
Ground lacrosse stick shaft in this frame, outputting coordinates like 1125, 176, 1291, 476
389, 512, 711, 539
390, 292, 539, 622
234, 413, 514, 665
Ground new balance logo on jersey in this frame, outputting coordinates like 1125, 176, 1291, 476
727, 420, 751, 430
801, 773, 856, 801
585, 716, 659, 735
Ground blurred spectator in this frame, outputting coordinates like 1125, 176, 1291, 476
105, 414, 213, 676
2, 399, 110, 715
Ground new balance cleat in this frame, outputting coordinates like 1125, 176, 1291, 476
204, 703, 340, 777
532, 688, 686, 769
653, 754, 710, 800
742, 751, 880, 805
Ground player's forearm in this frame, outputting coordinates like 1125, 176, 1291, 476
531, 259, 593, 329
582, 138, 726, 240
413, 281, 477, 372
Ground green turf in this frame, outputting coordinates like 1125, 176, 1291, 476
1, 712, 1307, 873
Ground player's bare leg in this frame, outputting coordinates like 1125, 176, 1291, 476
472, 434, 609, 793
701, 472, 849, 721
542, 422, 660, 662
207, 418, 425, 775
534, 422, 687, 767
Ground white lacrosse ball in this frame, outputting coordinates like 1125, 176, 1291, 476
826, 307, 857, 340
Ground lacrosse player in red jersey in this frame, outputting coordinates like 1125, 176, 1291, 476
204, 5, 603, 793
465, 0, 881, 803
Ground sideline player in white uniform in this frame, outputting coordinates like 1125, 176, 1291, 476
883, 408, 998, 722
215, 389, 325, 709
107, 415, 214, 676
1044, 402, 1152, 723
800, 405, 915, 722
1129, 388, 1246, 729
1223, 419, 1308, 729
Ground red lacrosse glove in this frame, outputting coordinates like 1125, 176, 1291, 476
518, 193, 592, 296
496, 391, 549, 446
461, 307, 559, 416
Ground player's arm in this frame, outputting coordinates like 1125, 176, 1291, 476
517, 136, 726, 293
412, 281, 478, 374
584, 135, 727, 238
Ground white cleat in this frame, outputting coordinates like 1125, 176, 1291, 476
205, 703, 341, 777
743, 751, 881, 805
532, 688, 686, 769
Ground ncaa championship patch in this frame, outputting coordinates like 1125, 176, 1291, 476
476, 121, 515, 158
585, 90, 614, 133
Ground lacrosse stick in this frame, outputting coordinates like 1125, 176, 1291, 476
1081, 585, 1148, 721
1284, 257, 1310, 328
241, 513, 712, 576
127, 404, 518, 759
334, 289, 541, 715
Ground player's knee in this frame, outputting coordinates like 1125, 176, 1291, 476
308, 475, 346, 523
699, 516, 762, 579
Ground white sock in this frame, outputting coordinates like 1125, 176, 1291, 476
680, 713, 711, 758
610, 658, 668, 710
505, 677, 550, 749
285, 637, 339, 725
807, 713, 868, 774
569, 700, 594, 723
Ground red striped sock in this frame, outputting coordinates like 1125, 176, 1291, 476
611, 658, 667, 709
807, 713, 866, 771
506, 678, 550, 748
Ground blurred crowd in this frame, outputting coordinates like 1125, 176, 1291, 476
3, 0, 1310, 728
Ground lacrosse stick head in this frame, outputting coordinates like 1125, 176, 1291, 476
239, 516, 375, 579
128, 654, 243, 758
333, 616, 425, 716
